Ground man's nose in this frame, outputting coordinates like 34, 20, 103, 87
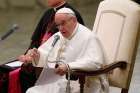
58, 25, 63, 30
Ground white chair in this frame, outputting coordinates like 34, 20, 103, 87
72, 0, 140, 93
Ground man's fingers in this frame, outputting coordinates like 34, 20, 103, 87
55, 66, 66, 76
32, 48, 38, 52
18, 55, 26, 62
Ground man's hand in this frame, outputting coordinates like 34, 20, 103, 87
18, 55, 32, 63
18, 48, 40, 64
55, 63, 68, 76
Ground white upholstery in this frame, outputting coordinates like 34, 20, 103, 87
92, 0, 140, 89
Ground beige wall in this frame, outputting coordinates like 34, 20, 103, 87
0, 0, 7, 9
0, 0, 37, 9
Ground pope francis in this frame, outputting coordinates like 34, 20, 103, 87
19, 8, 109, 93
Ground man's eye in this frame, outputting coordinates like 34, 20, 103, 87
55, 24, 59, 27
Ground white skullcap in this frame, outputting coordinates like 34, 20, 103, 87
56, 7, 75, 16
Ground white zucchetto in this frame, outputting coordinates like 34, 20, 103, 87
56, 7, 75, 16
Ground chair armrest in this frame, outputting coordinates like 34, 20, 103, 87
70, 61, 127, 93
71, 61, 127, 76
33, 61, 127, 79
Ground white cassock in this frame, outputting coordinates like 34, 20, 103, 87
26, 23, 109, 93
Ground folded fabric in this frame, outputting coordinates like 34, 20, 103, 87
9, 68, 21, 93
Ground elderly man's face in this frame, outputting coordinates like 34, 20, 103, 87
55, 13, 76, 38
47, 0, 64, 7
